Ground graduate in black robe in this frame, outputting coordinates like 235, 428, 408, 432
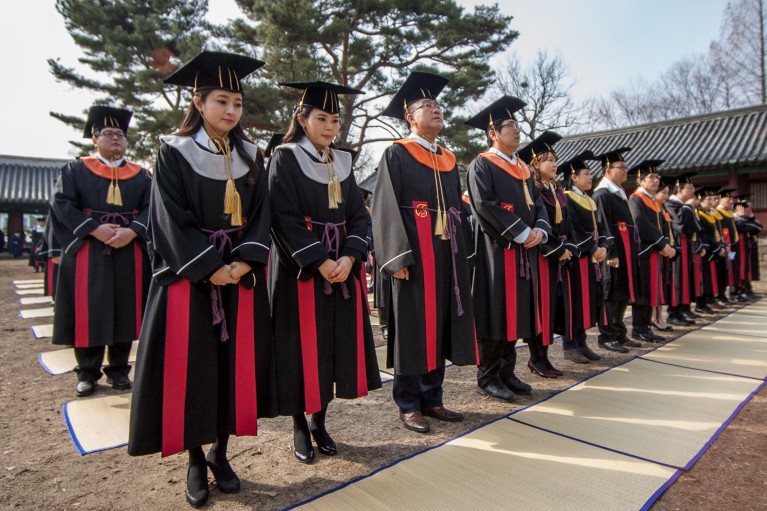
561, 152, 608, 363
465, 97, 552, 402
29, 217, 46, 272
665, 173, 702, 325
49, 106, 151, 398
268, 82, 381, 464
627, 161, 675, 343
695, 187, 726, 312
519, 131, 573, 376
592, 148, 641, 353
127, 52, 276, 508
716, 189, 740, 301
373, 72, 476, 432
654, 177, 677, 331
734, 198, 762, 298
39, 215, 62, 298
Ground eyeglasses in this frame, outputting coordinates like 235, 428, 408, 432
97, 130, 126, 139
610, 164, 628, 171
499, 120, 520, 131
409, 101, 441, 113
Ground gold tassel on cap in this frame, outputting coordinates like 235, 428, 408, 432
424, 137, 449, 239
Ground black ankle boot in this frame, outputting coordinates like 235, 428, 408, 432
186, 448, 209, 508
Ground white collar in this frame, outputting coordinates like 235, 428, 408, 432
668, 195, 684, 204
594, 176, 627, 199
193, 127, 221, 153
97, 154, 125, 167
297, 137, 328, 161
488, 147, 518, 165
570, 186, 588, 198
408, 133, 439, 153
637, 187, 655, 200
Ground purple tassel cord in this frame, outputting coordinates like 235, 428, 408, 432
310, 220, 350, 299
203, 227, 242, 342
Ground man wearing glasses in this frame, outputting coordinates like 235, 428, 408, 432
373, 72, 477, 433
592, 149, 641, 353
627, 161, 676, 343
49, 105, 151, 397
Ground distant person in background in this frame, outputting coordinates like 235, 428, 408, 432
49, 105, 151, 399
9, 232, 24, 258
0, 228, 6, 252
29, 217, 46, 272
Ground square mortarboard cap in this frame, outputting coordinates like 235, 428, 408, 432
629, 159, 665, 180
659, 175, 677, 189
672, 172, 697, 186
733, 193, 751, 200
517, 131, 562, 165
281, 81, 365, 115
556, 150, 596, 178
695, 185, 719, 198
381, 71, 449, 120
83, 105, 133, 138
264, 133, 284, 159
718, 188, 736, 198
163, 51, 265, 94
596, 147, 631, 168
465, 96, 526, 130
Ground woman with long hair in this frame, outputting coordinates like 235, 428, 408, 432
518, 131, 572, 376
268, 82, 381, 464
128, 51, 277, 508
561, 152, 609, 361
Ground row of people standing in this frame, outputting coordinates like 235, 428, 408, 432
45, 49, 761, 509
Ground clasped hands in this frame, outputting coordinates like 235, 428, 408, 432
210, 261, 252, 286
91, 223, 138, 249
319, 256, 354, 284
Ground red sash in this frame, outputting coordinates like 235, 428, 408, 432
413, 201, 438, 371
617, 222, 636, 302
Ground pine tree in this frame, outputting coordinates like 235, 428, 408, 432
49, 0, 213, 161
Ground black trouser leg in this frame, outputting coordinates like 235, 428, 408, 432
477, 339, 517, 387
103, 341, 132, 379
393, 368, 445, 412
74, 346, 106, 382
599, 299, 628, 342
631, 304, 652, 334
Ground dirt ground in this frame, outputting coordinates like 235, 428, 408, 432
0, 257, 764, 510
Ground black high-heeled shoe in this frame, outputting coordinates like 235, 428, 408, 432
310, 428, 338, 456
185, 465, 210, 508
205, 455, 241, 493
293, 444, 315, 464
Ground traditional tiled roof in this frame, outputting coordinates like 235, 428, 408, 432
0, 155, 67, 211
553, 104, 767, 174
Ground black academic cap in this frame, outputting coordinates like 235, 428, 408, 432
672, 172, 697, 186
596, 147, 632, 168
83, 105, 133, 138
718, 188, 736, 198
733, 193, 751, 200
557, 150, 596, 178
163, 51, 265, 94
659, 175, 677, 189
465, 96, 527, 130
629, 159, 665, 179
695, 186, 719, 198
281, 81, 365, 115
517, 131, 562, 165
264, 133, 284, 158
36, 217, 46, 222
380, 71, 449, 120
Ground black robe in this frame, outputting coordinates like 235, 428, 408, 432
628, 190, 669, 307
372, 140, 477, 376
268, 142, 381, 416
467, 152, 551, 342
593, 185, 639, 303
697, 209, 724, 297
665, 198, 701, 306
128, 136, 276, 457
537, 184, 576, 345
736, 215, 762, 284
40, 216, 62, 298
49, 157, 151, 347
716, 206, 739, 290
564, 189, 610, 333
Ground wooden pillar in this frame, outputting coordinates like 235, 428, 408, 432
7, 210, 23, 239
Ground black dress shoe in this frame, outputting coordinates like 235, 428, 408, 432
185, 465, 210, 508
651, 322, 674, 332
478, 378, 516, 402
695, 305, 714, 314
619, 338, 643, 348
205, 455, 241, 493
527, 360, 557, 378
631, 331, 660, 343
650, 332, 667, 342
75, 380, 96, 397
714, 299, 729, 308
106, 373, 132, 390
310, 428, 337, 456
422, 406, 464, 422
400, 411, 429, 432
578, 345, 602, 361
668, 315, 694, 326
293, 446, 315, 464
504, 375, 532, 395
681, 310, 700, 320
598, 340, 629, 353
563, 348, 590, 364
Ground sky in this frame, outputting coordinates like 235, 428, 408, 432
0, 0, 731, 160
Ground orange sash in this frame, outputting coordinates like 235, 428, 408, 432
631, 190, 661, 213
81, 156, 142, 180
394, 139, 456, 172
479, 152, 531, 180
